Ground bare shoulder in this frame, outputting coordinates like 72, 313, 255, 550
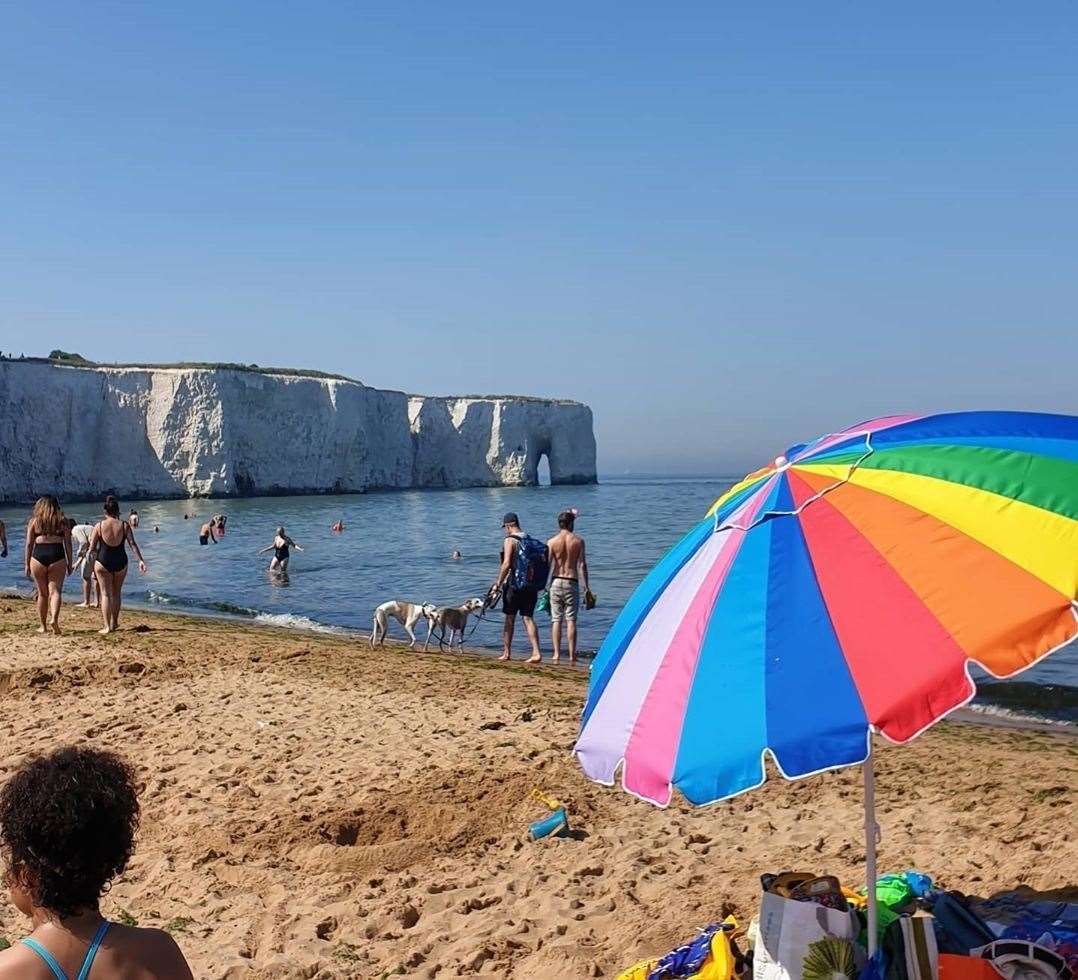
112, 924, 195, 978
0, 942, 49, 979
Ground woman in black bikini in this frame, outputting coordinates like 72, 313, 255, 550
23, 495, 72, 635
89, 495, 147, 635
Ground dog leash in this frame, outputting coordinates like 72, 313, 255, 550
462, 585, 501, 641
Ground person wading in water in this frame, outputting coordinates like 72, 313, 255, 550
89, 495, 147, 635
492, 513, 547, 664
545, 509, 590, 664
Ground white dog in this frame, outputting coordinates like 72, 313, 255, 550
371, 600, 437, 649
424, 598, 486, 652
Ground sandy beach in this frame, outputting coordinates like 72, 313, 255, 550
0, 600, 1074, 979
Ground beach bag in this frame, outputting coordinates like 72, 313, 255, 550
511, 535, 550, 590
754, 891, 861, 980
884, 915, 939, 980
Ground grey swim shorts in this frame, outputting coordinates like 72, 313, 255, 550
549, 578, 580, 623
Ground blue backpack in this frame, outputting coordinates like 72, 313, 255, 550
511, 534, 550, 590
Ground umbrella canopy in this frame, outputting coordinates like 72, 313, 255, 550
575, 411, 1078, 808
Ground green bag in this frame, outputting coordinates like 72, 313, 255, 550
536, 590, 551, 613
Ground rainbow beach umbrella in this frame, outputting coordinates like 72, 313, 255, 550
575, 411, 1078, 952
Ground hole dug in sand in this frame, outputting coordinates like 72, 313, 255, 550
318, 780, 527, 851
299, 770, 543, 873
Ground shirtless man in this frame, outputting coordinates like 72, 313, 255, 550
198, 517, 221, 546
545, 510, 589, 664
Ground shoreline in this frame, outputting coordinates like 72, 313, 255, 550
1, 586, 601, 661
0, 600, 1075, 978
3, 590, 1070, 732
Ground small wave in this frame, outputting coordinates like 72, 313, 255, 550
144, 590, 345, 635
973, 679, 1078, 724
252, 612, 344, 634
964, 702, 1071, 728
145, 590, 260, 618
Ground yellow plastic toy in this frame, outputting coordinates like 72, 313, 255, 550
529, 788, 561, 810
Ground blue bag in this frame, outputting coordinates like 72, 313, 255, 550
511, 535, 550, 590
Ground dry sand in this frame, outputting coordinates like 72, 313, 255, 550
0, 600, 1074, 979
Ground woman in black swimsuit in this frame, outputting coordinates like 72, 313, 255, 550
258, 526, 302, 575
23, 495, 72, 635
89, 495, 147, 635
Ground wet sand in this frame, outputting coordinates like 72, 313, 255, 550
0, 600, 1074, 978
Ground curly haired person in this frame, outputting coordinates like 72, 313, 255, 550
0, 745, 193, 978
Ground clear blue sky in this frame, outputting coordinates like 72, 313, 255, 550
2, 3, 1075, 475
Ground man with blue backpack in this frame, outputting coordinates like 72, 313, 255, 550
493, 512, 548, 663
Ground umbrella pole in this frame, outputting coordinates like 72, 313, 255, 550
864, 748, 879, 958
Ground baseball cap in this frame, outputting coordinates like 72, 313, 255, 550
501, 512, 519, 527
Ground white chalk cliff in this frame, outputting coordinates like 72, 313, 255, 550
0, 361, 597, 503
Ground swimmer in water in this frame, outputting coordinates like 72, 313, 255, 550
451, 550, 462, 560
198, 519, 217, 546
259, 526, 302, 575
128, 509, 139, 528
331, 520, 344, 533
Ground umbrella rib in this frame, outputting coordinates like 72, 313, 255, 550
716, 430, 876, 534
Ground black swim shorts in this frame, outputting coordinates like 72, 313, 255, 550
503, 585, 538, 618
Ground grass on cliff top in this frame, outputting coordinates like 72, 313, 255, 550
1, 355, 585, 405
20, 354, 358, 383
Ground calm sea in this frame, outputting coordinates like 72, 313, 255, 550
1, 477, 1074, 723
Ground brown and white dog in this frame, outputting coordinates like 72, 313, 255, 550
371, 599, 437, 649
423, 597, 486, 652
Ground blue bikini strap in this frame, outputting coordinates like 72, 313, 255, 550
21, 921, 110, 980
20, 937, 68, 980
76, 921, 110, 980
